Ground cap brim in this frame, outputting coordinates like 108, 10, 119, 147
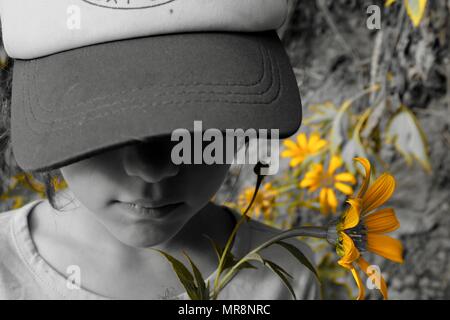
11, 31, 302, 172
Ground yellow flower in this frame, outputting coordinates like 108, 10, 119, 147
331, 157, 403, 300
385, 0, 396, 7
385, 0, 428, 27
300, 155, 356, 215
405, 0, 428, 27
50, 176, 68, 192
281, 133, 327, 167
17, 173, 67, 195
0, 195, 24, 209
238, 183, 277, 220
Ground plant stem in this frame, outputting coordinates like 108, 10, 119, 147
212, 212, 247, 292
211, 226, 328, 299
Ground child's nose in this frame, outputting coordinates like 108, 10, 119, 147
122, 141, 180, 183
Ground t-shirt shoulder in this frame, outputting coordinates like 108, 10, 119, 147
0, 201, 45, 299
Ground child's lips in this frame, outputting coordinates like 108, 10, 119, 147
125, 198, 179, 209
116, 200, 184, 220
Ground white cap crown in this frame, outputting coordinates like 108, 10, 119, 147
0, 0, 288, 59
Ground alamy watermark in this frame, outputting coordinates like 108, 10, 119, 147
66, 265, 81, 290
366, 264, 382, 291
170, 121, 280, 175
367, 5, 381, 30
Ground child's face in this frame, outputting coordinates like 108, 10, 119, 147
59, 135, 231, 248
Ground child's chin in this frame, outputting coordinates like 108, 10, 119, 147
112, 224, 180, 248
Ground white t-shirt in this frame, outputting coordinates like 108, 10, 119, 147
0, 199, 320, 300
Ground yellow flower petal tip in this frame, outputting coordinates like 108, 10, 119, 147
300, 156, 356, 215
332, 157, 403, 300
281, 133, 328, 167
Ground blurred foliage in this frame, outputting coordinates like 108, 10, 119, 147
0, 172, 67, 210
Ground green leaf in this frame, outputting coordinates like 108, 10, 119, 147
246, 252, 265, 264
274, 241, 320, 281
183, 252, 210, 300
207, 236, 226, 261
206, 235, 258, 273
206, 236, 237, 271
238, 261, 258, 270
341, 139, 368, 173
341, 108, 371, 173
304, 102, 339, 131
246, 253, 296, 300
264, 260, 294, 280
329, 100, 352, 154
386, 106, 431, 172
361, 99, 386, 139
155, 250, 199, 300
264, 260, 297, 300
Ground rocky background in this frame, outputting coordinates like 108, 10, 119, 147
279, 0, 450, 299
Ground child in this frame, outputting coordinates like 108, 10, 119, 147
0, 0, 319, 299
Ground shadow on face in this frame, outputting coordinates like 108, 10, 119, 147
59, 134, 231, 248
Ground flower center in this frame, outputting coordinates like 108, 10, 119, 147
319, 172, 334, 188
344, 224, 367, 253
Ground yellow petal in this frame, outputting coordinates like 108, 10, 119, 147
334, 182, 354, 195
337, 233, 360, 264
300, 180, 320, 193
12, 197, 24, 209
367, 233, 404, 263
327, 188, 338, 212
319, 188, 329, 214
264, 182, 273, 190
281, 150, 295, 158
308, 133, 321, 147
299, 177, 314, 188
313, 140, 328, 152
283, 139, 298, 151
310, 185, 321, 193
364, 208, 400, 234
290, 157, 303, 167
328, 155, 343, 175
304, 170, 321, 179
254, 206, 261, 219
341, 199, 361, 230
351, 266, 365, 300
338, 232, 366, 301
385, 0, 396, 7
297, 133, 308, 149
354, 157, 371, 198
334, 172, 356, 184
357, 257, 388, 300
362, 173, 396, 214
308, 133, 327, 152
319, 188, 327, 203
405, 0, 427, 27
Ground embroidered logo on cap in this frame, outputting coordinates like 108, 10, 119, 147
82, 0, 176, 9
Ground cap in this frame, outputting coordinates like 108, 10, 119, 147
2, 0, 302, 172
